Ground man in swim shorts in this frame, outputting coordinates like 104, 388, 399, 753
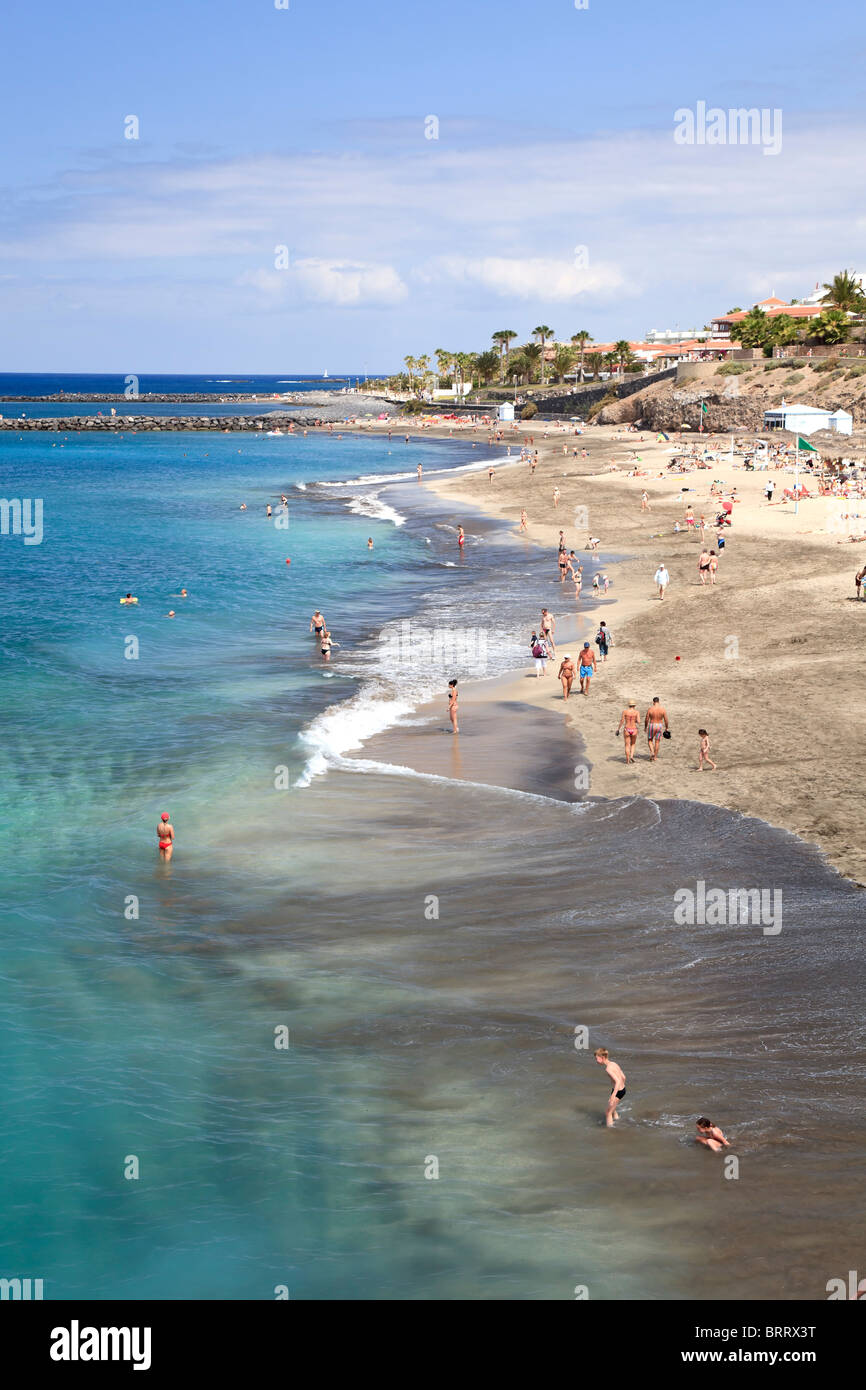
595, 1047, 627, 1127
310, 609, 326, 638
645, 696, 669, 760
578, 641, 596, 695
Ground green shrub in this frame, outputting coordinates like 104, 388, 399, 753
403, 399, 427, 415
763, 361, 790, 372
783, 373, 804, 386
520, 402, 538, 420
586, 392, 616, 421
814, 358, 839, 373
716, 363, 750, 375
844, 363, 866, 378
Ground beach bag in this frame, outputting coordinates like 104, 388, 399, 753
532, 642, 545, 658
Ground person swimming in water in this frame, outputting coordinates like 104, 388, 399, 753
695, 1117, 730, 1152
157, 812, 174, 861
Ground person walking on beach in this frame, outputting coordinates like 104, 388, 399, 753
698, 548, 711, 585
595, 1048, 627, 1128
488, 465, 495, 483
697, 728, 716, 771
645, 697, 669, 760
447, 678, 459, 734
310, 609, 326, 638
654, 563, 670, 600
519, 508, 528, 533
553, 486, 560, 508
157, 812, 174, 862
616, 702, 640, 764
578, 641, 596, 695
558, 653, 576, 700
708, 551, 718, 585
595, 621, 611, 661
640, 490, 650, 512
695, 1117, 730, 1152
530, 631, 549, 676
540, 608, 556, 654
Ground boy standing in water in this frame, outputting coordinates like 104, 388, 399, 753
595, 1047, 626, 1127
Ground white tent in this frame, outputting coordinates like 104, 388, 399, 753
763, 401, 852, 435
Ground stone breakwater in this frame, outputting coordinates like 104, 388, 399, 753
0, 398, 398, 431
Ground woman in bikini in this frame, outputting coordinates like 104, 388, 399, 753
447, 679, 459, 734
157, 812, 174, 861
617, 702, 641, 764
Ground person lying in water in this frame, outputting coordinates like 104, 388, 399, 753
695, 1117, 730, 1151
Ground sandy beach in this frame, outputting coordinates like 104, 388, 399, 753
347, 414, 866, 886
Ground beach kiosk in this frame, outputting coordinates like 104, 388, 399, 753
498, 402, 515, 422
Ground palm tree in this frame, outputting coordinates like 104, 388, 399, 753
614, 339, 635, 374
453, 351, 475, 396
821, 270, 866, 314
552, 345, 576, 384
571, 330, 593, 382
584, 352, 604, 381
404, 355, 416, 392
810, 309, 851, 345
729, 306, 772, 349
492, 330, 518, 380
416, 354, 431, 393
532, 325, 554, 384
522, 342, 543, 384
507, 352, 528, 387
434, 349, 453, 385
473, 350, 500, 386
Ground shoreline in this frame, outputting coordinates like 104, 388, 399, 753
333, 414, 865, 886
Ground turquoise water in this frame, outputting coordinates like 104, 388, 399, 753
0, 429, 521, 1299
2, 428, 863, 1301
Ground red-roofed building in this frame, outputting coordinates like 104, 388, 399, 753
710, 300, 823, 337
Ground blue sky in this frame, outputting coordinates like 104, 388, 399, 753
1, 0, 864, 371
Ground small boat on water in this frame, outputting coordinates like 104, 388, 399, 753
265, 428, 284, 436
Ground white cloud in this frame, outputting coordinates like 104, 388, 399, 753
240, 259, 407, 306
424, 255, 627, 301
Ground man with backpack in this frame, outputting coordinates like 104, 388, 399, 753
595, 622, 612, 662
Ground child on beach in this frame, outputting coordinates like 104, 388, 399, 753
697, 728, 716, 771
695, 1118, 730, 1152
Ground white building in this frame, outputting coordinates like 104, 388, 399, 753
498, 402, 515, 422
644, 326, 709, 344
763, 401, 853, 435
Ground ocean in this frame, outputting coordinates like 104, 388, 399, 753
0, 424, 863, 1300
